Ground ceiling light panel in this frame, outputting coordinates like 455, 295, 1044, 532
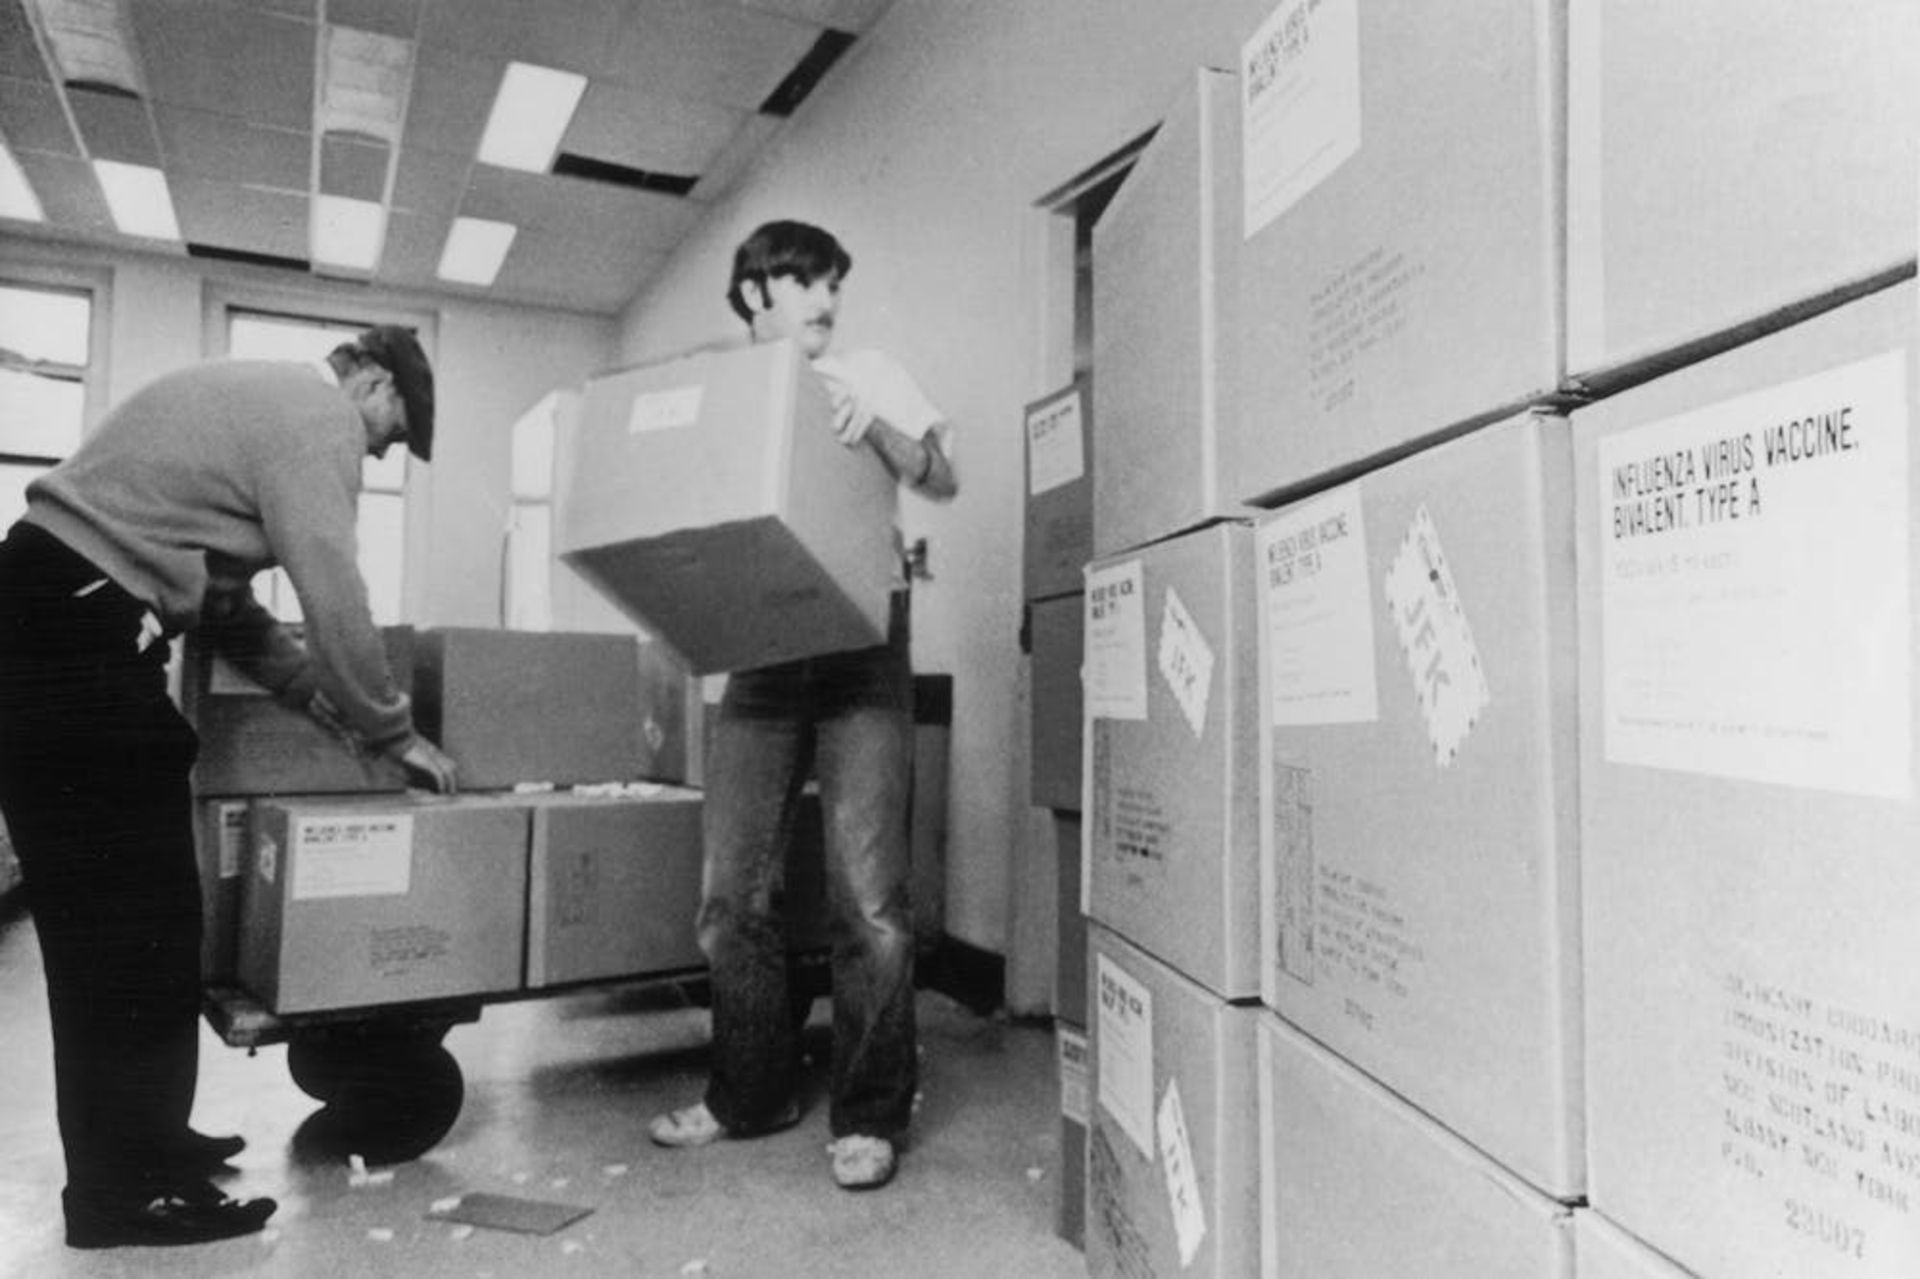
311, 191, 385, 270
476, 61, 585, 172
436, 215, 515, 285
29, 0, 145, 95
0, 135, 45, 220
319, 24, 413, 144
92, 157, 178, 238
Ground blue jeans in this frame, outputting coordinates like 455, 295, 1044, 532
698, 592, 917, 1141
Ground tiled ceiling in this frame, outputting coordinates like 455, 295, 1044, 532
0, 0, 895, 313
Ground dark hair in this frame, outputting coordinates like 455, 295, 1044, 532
330, 325, 436, 461
727, 220, 852, 324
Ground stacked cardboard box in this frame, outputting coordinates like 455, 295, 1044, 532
1565, 0, 1919, 390
1574, 281, 1920, 1279
1083, 521, 1261, 1000
1087, 925, 1260, 1279
558, 338, 897, 675
1258, 1014, 1574, 1278
1224, 0, 1565, 507
522, 787, 705, 988
237, 793, 529, 1014
181, 624, 415, 983
412, 627, 679, 790
1254, 413, 1583, 1197
1090, 67, 1246, 556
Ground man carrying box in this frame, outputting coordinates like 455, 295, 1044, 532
649, 220, 955, 1190
0, 326, 459, 1248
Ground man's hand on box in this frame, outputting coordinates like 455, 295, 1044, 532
390, 733, 459, 794
816, 366, 874, 447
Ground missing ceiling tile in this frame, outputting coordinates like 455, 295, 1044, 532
551, 153, 697, 197
186, 242, 311, 273
759, 28, 855, 119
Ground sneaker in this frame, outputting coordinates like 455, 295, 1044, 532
649, 1099, 801, 1148
828, 1135, 897, 1190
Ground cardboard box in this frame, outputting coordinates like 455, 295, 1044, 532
182, 625, 413, 796
1029, 593, 1084, 812
1087, 925, 1260, 1279
1057, 1020, 1090, 1252
1054, 811, 1088, 1024
1083, 522, 1260, 999
558, 339, 897, 674
1566, 0, 1919, 389
1572, 1212, 1692, 1279
1255, 413, 1583, 1197
1025, 378, 1094, 601
193, 798, 250, 983
1091, 67, 1246, 558
1224, 0, 1563, 505
1574, 280, 1920, 1279
413, 628, 651, 790
524, 788, 705, 988
237, 794, 528, 1014
1258, 1013, 1575, 1279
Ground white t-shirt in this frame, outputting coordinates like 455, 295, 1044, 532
811, 347, 951, 588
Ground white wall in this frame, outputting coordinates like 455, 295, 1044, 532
611, 0, 1260, 955
0, 238, 617, 627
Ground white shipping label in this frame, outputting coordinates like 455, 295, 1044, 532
216, 802, 247, 879
290, 813, 415, 901
1383, 506, 1491, 765
1598, 350, 1912, 798
1258, 486, 1379, 725
1086, 561, 1149, 721
1241, 0, 1362, 238
1095, 955, 1156, 1158
1157, 1081, 1208, 1269
1058, 1026, 1090, 1127
627, 385, 704, 434
1026, 389, 1086, 497
1157, 587, 1216, 739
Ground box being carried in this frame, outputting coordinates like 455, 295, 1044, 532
237, 793, 528, 1014
558, 339, 897, 674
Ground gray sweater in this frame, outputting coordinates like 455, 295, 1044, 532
25, 358, 413, 748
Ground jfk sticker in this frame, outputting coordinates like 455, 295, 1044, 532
1384, 506, 1489, 765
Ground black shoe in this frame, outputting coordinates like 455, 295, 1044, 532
64, 1184, 277, 1249
170, 1129, 246, 1172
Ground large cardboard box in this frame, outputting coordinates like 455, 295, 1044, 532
237, 794, 528, 1014
1091, 67, 1246, 558
1572, 1212, 1692, 1279
558, 339, 896, 674
1087, 925, 1260, 1279
1030, 593, 1084, 812
1056, 1020, 1090, 1252
1575, 280, 1920, 1279
413, 628, 651, 790
524, 788, 705, 988
1083, 522, 1260, 999
1025, 378, 1094, 601
182, 625, 413, 796
1054, 811, 1087, 1024
1566, 0, 1919, 389
1255, 412, 1583, 1197
1258, 1014, 1575, 1279
1224, 0, 1564, 505
193, 798, 250, 983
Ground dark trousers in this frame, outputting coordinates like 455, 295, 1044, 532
0, 521, 203, 1197
699, 592, 918, 1141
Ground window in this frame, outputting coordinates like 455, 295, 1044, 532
504, 390, 567, 630
224, 308, 415, 625
0, 279, 96, 526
